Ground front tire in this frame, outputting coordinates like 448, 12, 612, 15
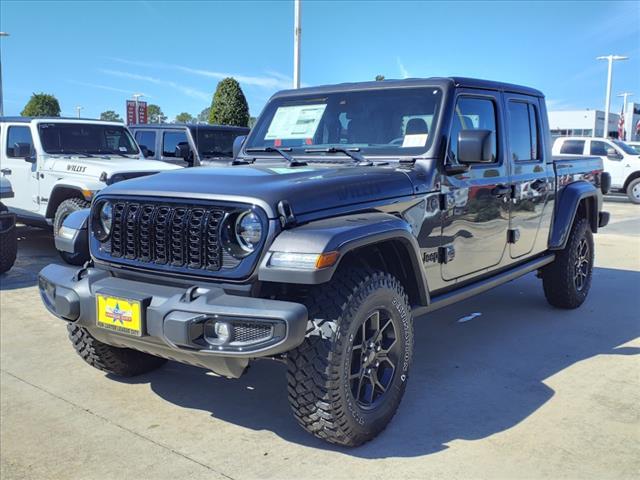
541, 217, 594, 309
287, 269, 414, 447
53, 198, 90, 265
626, 178, 640, 204
67, 324, 167, 376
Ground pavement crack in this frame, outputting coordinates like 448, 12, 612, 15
1, 368, 236, 480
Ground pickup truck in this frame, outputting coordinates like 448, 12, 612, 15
0, 117, 179, 264
39, 77, 610, 447
0, 176, 17, 273
129, 123, 250, 167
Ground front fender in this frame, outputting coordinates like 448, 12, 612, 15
258, 212, 429, 304
549, 180, 599, 250
55, 208, 89, 254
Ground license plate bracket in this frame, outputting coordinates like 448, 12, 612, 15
96, 293, 145, 336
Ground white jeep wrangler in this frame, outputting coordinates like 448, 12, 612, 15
0, 117, 180, 264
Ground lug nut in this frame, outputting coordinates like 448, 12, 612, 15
375, 361, 380, 367
376, 345, 381, 352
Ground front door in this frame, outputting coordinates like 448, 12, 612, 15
441, 91, 510, 281
504, 95, 553, 258
588, 139, 626, 188
2, 124, 39, 213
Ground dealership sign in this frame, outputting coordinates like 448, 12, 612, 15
126, 100, 148, 125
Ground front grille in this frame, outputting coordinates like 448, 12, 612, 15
233, 323, 273, 343
108, 200, 224, 271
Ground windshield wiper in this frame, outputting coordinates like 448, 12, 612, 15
59, 150, 96, 158
99, 149, 136, 158
245, 147, 307, 166
305, 147, 373, 166
202, 151, 232, 158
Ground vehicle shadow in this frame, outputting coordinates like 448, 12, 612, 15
114, 266, 640, 458
0, 225, 59, 291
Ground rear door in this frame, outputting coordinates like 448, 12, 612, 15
440, 90, 510, 281
504, 94, 553, 258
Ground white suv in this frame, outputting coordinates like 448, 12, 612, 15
0, 117, 180, 263
552, 136, 640, 203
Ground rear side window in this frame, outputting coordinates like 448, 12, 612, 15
507, 101, 540, 161
162, 131, 188, 157
449, 97, 498, 163
6, 126, 34, 157
135, 131, 156, 156
590, 141, 609, 156
559, 140, 585, 155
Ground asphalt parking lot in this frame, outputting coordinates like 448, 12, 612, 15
1, 199, 638, 480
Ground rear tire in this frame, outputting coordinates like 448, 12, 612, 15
0, 204, 17, 274
541, 217, 594, 309
54, 198, 90, 265
626, 178, 640, 204
67, 324, 167, 376
286, 269, 413, 447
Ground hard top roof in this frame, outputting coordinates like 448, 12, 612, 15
129, 123, 250, 130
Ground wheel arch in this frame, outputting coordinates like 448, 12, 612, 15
549, 180, 599, 250
45, 184, 91, 219
623, 171, 640, 191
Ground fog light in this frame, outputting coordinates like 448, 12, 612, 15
203, 319, 233, 346
215, 321, 232, 343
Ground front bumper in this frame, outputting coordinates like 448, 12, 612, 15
38, 264, 308, 378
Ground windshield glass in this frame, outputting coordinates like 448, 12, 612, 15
38, 123, 139, 155
612, 140, 639, 155
190, 128, 243, 158
245, 87, 443, 157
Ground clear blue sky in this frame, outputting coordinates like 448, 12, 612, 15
1, 1, 638, 120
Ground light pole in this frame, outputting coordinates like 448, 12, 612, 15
617, 92, 633, 140
0, 32, 10, 117
597, 55, 628, 138
75, 106, 83, 118
293, 0, 301, 89
132, 93, 143, 124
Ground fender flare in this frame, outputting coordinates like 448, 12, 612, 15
549, 180, 599, 250
45, 181, 102, 218
258, 212, 429, 306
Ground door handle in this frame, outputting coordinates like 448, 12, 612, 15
1, 168, 11, 175
491, 184, 511, 197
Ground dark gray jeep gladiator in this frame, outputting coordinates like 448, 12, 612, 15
39, 77, 610, 447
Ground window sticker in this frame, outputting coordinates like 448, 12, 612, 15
265, 104, 327, 140
402, 134, 428, 148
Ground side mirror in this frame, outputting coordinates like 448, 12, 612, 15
175, 142, 193, 166
140, 145, 152, 158
606, 147, 622, 160
457, 129, 494, 164
233, 135, 247, 159
14, 143, 34, 160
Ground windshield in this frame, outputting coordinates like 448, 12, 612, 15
612, 140, 639, 155
190, 128, 244, 158
38, 123, 139, 155
245, 87, 443, 157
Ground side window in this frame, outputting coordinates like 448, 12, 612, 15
507, 101, 540, 161
559, 140, 585, 155
162, 131, 188, 157
135, 131, 156, 156
6, 126, 35, 158
590, 141, 608, 156
450, 97, 497, 163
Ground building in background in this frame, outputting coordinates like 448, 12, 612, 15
549, 104, 640, 141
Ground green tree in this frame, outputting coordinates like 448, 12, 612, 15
175, 112, 194, 123
197, 107, 211, 123
100, 110, 122, 122
375, 74, 385, 81
21, 93, 61, 117
209, 78, 249, 127
147, 104, 167, 123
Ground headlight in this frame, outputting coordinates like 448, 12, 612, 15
235, 211, 262, 252
93, 200, 112, 241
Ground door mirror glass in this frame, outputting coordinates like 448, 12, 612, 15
140, 145, 152, 157
233, 135, 246, 159
14, 143, 34, 159
175, 142, 193, 166
457, 129, 494, 164
606, 147, 622, 160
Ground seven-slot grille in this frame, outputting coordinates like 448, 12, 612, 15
108, 200, 225, 271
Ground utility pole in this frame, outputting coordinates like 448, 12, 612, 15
293, 0, 301, 89
75, 106, 83, 118
597, 55, 628, 138
0, 32, 9, 117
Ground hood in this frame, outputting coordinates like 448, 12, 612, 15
99, 164, 416, 217
47, 156, 180, 178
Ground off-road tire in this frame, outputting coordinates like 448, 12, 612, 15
287, 269, 414, 447
67, 324, 167, 376
626, 178, 640, 204
541, 217, 594, 309
54, 198, 90, 265
0, 205, 17, 274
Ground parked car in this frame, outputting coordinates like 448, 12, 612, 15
552, 136, 640, 203
129, 123, 250, 167
626, 141, 640, 155
0, 175, 17, 273
40, 77, 610, 447
0, 117, 180, 264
